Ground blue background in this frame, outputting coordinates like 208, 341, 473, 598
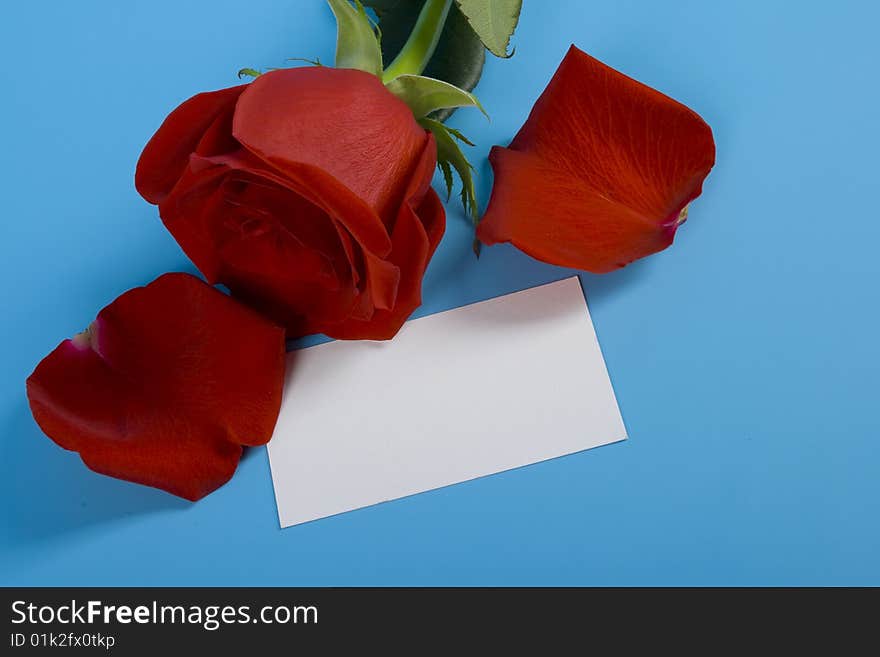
2, 0, 878, 586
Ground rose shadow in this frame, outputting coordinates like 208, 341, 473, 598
0, 403, 190, 545
580, 258, 651, 305
425, 239, 650, 328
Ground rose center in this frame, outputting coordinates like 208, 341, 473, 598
223, 212, 273, 238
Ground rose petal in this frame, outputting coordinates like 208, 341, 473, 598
319, 136, 445, 340
195, 103, 239, 158
233, 67, 430, 224
362, 251, 401, 312
477, 46, 716, 272
26, 273, 286, 501
135, 85, 246, 204
223, 153, 394, 258
159, 155, 371, 333
187, 148, 393, 261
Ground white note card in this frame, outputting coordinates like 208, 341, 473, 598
267, 276, 626, 528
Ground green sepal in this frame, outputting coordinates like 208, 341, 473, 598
385, 74, 487, 120
438, 159, 455, 199
327, 0, 383, 76
237, 68, 262, 80
444, 124, 475, 146
286, 57, 324, 67
455, 0, 521, 57
420, 117, 478, 228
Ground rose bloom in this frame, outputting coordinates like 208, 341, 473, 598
136, 67, 445, 340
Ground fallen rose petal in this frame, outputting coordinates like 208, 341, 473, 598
26, 273, 286, 501
477, 45, 716, 272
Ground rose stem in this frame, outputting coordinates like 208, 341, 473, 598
381, 0, 453, 82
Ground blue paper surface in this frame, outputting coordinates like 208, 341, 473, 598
1, 0, 878, 585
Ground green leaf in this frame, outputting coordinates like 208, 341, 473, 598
362, 0, 401, 10
420, 117, 478, 225
367, 0, 485, 121
385, 74, 487, 119
454, 0, 521, 57
328, 0, 383, 76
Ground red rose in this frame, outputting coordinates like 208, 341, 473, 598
26, 274, 286, 501
477, 46, 715, 272
136, 67, 445, 340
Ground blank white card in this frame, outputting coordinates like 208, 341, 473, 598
267, 276, 626, 527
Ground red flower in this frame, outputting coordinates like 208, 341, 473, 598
26, 274, 286, 501
136, 67, 445, 340
477, 46, 716, 273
